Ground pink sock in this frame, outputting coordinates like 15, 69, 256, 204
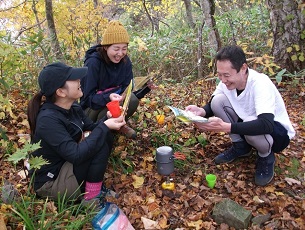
84, 181, 103, 200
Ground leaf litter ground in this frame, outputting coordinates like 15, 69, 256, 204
1, 79, 305, 229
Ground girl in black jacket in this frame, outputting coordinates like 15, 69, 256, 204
27, 62, 125, 207
80, 20, 156, 139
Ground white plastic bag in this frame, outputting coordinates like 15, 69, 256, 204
92, 202, 135, 230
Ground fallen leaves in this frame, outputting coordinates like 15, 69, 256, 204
1, 80, 305, 229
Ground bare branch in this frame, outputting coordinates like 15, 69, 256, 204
14, 19, 46, 41
0, 0, 27, 12
142, 0, 155, 37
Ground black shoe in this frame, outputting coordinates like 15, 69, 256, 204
214, 141, 252, 164
255, 152, 275, 186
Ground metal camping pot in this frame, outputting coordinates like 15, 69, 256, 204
156, 146, 174, 175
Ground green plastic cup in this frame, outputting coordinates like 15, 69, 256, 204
206, 174, 217, 189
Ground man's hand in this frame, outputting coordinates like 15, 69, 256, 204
194, 117, 231, 133
185, 105, 206, 117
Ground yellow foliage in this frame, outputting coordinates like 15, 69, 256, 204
0, 112, 5, 120
267, 38, 273, 47
2, 0, 111, 61
123, 0, 179, 18
52, 1, 109, 59
135, 37, 148, 52
0, 94, 16, 120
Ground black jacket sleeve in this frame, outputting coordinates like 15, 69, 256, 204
202, 95, 214, 117
231, 113, 275, 135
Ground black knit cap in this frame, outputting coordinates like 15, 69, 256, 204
38, 62, 87, 97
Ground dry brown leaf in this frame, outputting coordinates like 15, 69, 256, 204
265, 186, 275, 193
0, 213, 7, 230
132, 175, 144, 188
284, 177, 301, 185
141, 217, 159, 229
158, 217, 169, 229
187, 220, 203, 230
147, 202, 159, 212
253, 195, 265, 204
190, 181, 200, 188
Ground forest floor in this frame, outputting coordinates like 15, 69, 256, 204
1, 77, 305, 229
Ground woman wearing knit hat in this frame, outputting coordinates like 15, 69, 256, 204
27, 62, 126, 208
80, 20, 155, 139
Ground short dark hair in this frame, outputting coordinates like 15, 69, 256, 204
215, 45, 247, 73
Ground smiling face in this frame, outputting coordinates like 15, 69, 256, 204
105, 43, 128, 63
216, 60, 248, 90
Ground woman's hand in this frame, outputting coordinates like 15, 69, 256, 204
109, 93, 122, 102
104, 115, 126, 130
147, 79, 158, 90
194, 117, 231, 133
185, 105, 206, 116
106, 107, 123, 119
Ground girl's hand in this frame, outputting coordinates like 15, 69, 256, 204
185, 105, 206, 116
194, 117, 231, 133
147, 79, 158, 90
109, 93, 122, 102
106, 107, 123, 119
104, 116, 126, 130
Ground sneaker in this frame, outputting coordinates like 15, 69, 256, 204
214, 141, 253, 164
81, 196, 106, 211
118, 125, 136, 139
100, 184, 119, 199
255, 152, 275, 186
81, 184, 118, 211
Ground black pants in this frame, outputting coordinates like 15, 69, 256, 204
73, 132, 114, 192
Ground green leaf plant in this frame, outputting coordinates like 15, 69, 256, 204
7, 141, 49, 171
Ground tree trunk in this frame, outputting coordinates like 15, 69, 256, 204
182, 0, 195, 29
197, 23, 204, 79
199, 0, 221, 56
196, 0, 221, 78
45, 0, 64, 61
93, 0, 98, 8
266, 0, 305, 72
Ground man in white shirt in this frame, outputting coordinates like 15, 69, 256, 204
186, 45, 295, 186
